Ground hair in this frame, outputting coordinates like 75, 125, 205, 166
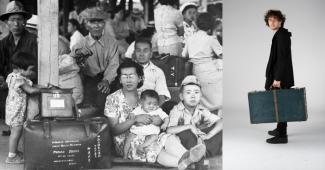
135, 37, 152, 49
140, 89, 159, 102
264, 10, 286, 27
112, 5, 128, 21
68, 19, 80, 31
182, 5, 197, 14
159, 0, 178, 6
179, 82, 201, 93
116, 59, 144, 88
11, 52, 36, 70
196, 13, 215, 32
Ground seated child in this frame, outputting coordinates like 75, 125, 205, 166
167, 75, 223, 170
123, 89, 169, 159
5, 52, 42, 164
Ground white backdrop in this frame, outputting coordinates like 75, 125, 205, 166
223, 0, 325, 170
224, 0, 325, 111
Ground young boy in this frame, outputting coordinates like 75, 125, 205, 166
123, 89, 169, 159
133, 37, 170, 105
167, 75, 223, 169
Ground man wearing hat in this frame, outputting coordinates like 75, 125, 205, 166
70, 7, 119, 113
0, 1, 37, 136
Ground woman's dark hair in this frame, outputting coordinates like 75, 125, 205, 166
264, 10, 286, 27
11, 52, 37, 70
196, 13, 215, 32
159, 0, 178, 7
140, 89, 159, 101
69, 19, 80, 31
116, 59, 144, 88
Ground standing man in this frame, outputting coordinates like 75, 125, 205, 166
71, 7, 119, 113
264, 10, 294, 144
0, 1, 37, 136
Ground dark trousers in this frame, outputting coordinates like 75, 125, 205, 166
176, 123, 222, 157
265, 77, 289, 137
0, 89, 8, 120
81, 74, 108, 115
277, 122, 287, 137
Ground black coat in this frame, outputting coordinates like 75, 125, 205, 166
265, 27, 294, 89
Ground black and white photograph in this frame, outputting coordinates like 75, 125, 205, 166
0, 0, 222, 170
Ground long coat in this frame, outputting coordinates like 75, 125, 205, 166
265, 27, 294, 89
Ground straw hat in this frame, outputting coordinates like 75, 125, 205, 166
0, 1, 32, 21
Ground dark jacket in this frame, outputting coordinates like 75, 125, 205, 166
0, 29, 38, 78
265, 27, 294, 89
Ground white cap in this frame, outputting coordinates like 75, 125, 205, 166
26, 14, 38, 29
179, 2, 198, 13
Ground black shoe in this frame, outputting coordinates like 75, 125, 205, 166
2, 130, 11, 136
266, 136, 288, 144
268, 129, 279, 136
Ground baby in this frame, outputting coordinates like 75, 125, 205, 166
123, 89, 169, 159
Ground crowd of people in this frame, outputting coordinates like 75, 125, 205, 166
0, 0, 223, 169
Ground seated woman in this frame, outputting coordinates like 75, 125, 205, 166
104, 60, 206, 169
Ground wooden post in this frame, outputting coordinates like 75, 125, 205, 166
144, 0, 149, 23
37, 0, 59, 86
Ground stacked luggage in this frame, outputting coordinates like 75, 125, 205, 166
24, 87, 112, 170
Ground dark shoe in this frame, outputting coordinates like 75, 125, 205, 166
2, 130, 10, 136
266, 136, 288, 144
268, 129, 279, 136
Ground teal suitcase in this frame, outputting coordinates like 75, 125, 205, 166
248, 88, 307, 124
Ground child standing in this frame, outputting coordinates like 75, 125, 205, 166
123, 89, 169, 162
167, 75, 223, 170
5, 52, 41, 164
182, 13, 223, 114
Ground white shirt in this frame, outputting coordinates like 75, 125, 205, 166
182, 30, 223, 64
154, 5, 183, 46
70, 30, 84, 50
138, 62, 171, 100
183, 21, 197, 42
130, 106, 168, 136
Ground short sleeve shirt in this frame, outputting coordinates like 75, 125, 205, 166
138, 62, 171, 100
168, 102, 220, 130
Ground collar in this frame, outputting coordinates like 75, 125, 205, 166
87, 32, 105, 47
183, 21, 195, 28
177, 101, 206, 115
141, 61, 151, 69
8, 29, 28, 44
197, 30, 208, 35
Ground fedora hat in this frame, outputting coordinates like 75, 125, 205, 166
0, 1, 32, 21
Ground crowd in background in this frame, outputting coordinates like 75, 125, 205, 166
0, 0, 223, 168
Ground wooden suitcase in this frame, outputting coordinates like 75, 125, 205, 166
248, 88, 307, 124
24, 117, 112, 170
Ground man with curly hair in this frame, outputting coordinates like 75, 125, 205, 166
264, 10, 294, 144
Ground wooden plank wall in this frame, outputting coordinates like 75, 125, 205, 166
37, 0, 59, 86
